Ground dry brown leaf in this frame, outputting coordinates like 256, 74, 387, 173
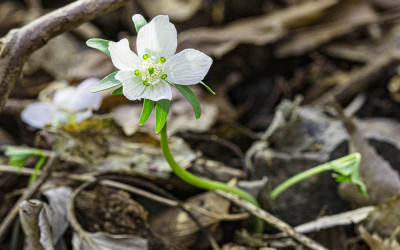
178, 0, 338, 58
150, 192, 232, 248
138, 0, 203, 22
367, 0, 400, 9
324, 25, 400, 63
359, 226, 400, 250
362, 194, 400, 239
275, 0, 378, 58
312, 49, 400, 105
69, 50, 114, 81
27, 33, 80, 80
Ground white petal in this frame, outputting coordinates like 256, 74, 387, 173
50, 110, 69, 127
68, 78, 104, 111
116, 71, 147, 100
109, 38, 142, 71
164, 49, 213, 85
140, 80, 172, 101
53, 87, 75, 108
75, 110, 93, 123
21, 102, 56, 129
136, 15, 177, 60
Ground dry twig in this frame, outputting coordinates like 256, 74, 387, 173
313, 50, 400, 106
294, 206, 374, 234
0, 152, 56, 242
0, 0, 129, 112
215, 190, 328, 250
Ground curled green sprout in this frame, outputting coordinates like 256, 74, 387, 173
5, 146, 46, 186
270, 153, 367, 199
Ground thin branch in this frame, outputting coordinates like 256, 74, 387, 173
0, 0, 129, 112
0, 152, 56, 243
294, 206, 374, 234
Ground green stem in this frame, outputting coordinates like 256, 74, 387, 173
160, 125, 257, 205
28, 155, 46, 186
160, 124, 263, 232
270, 163, 332, 199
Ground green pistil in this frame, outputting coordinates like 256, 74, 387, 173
161, 74, 167, 79
148, 67, 154, 75
134, 69, 140, 75
159, 57, 166, 63
143, 80, 150, 86
143, 54, 149, 60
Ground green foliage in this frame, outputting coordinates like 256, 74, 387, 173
139, 99, 155, 125
5, 146, 43, 168
271, 152, 367, 198
169, 82, 201, 119
86, 38, 111, 57
110, 86, 123, 95
91, 72, 121, 93
5, 146, 46, 185
200, 81, 216, 95
155, 99, 170, 133
330, 153, 367, 197
132, 14, 148, 34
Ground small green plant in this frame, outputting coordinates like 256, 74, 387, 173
270, 152, 367, 199
87, 14, 263, 232
87, 14, 258, 203
5, 146, 46, 186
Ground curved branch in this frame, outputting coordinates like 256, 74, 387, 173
0, 0, 129, 112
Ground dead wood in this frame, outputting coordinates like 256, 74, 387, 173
0, 0, 129, 113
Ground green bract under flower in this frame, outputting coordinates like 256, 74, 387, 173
108, 15, 213, 101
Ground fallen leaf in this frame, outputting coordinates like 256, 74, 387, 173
19, 187, 72, 250
275, 0, 378, 58
150, 192, 232, 248
361, 194, 400, 239
178, 0, 338, 58
359, 226, 400, 250
138, 0, 203, 22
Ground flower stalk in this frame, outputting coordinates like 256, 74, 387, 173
160, 124, 264, 232
160, 125, 258, 205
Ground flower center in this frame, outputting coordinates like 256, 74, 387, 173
137, 55, 167, 86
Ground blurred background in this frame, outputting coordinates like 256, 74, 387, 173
2, 0, 400, 249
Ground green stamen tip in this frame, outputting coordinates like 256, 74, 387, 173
161, 74, 167, 79
159, 57, 166, 63
143, 80, 150, 86
148, 67, 154, 75
143, 54, 149, 60
134, 69, 140, 75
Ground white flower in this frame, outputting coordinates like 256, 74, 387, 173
21, 78, 103, 129
109, 15, 213, 101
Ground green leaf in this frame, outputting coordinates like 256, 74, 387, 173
5, 146, 43, 168
171, 83, 201, 119
132, 14, 148, 34
5, 146, 43, 157
111, 86, 123, 95
139, 99, 155, 125
331, 153, 368, 197
86, 38, 111, 57
91, 72, 121, 93
155, 99, 170, 133
200, 81, 216, 95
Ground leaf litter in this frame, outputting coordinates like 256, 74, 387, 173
3, 0, 400, 249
